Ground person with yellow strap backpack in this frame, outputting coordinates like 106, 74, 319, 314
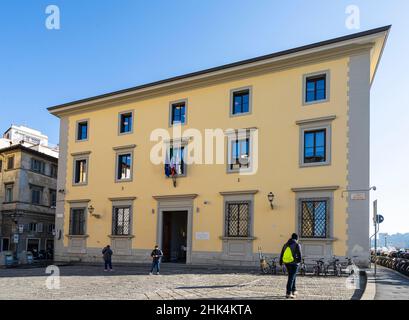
279, 233, 302, 299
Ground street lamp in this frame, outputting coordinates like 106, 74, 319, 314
267, 192, 275, 210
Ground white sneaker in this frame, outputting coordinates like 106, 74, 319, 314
149, 272, 153, 275
156, 272, 160, 275
104, 269, 108, 272
286, 294, 295, 299
292, 291, 298, 296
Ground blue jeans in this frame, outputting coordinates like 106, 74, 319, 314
104, 259, 112, 270
285, 264, 299, 295
151, 260, 160, 273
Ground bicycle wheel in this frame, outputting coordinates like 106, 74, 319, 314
337, 265, 342, 277
261, 265, 270, 274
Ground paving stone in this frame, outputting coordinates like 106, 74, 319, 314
0, 265, 361, 300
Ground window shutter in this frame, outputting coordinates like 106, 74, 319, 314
69, 210, 73, 235
80, 210, 86, 235
38, 223, 43, 233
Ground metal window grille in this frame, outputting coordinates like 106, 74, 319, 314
301, 200, 328, 238
226, 202, 250, 237
112, 207, 131, 235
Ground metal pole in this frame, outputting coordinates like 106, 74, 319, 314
374, 220, 377, 276
373, 200, 378, 277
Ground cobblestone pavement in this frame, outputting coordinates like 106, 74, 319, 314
0, 265, 363, 300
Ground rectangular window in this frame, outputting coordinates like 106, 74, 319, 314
49, 189, 57, 207
70, 208, 86, 235
117, 153, 132, 181
74, 159, 87, 185
5, 184, 13, 202
170, 101, 186, 125
230, 138, 250, 171
304, 129, 326, 163
48, 224, 55, 234
29, 223, 38, 232
77, 121, 88, 141
225, 202, 250, 237
305, 74, 326, 103
31, 186, 43, 205
112, 207, 131, 235
301, 200, 328, 238
232, 89, 250, 115
31, 159, 46, 174
50, 164, 58, 178
166, 146, 186, 176
0, 160, 2, 172
7, 156, 14, 170
1, 238, 10, 251
119, 112, 133, 134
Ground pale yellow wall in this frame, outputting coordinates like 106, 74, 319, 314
62, 57, 349, 256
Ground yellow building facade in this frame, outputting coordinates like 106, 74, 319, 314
49, 27, 389, 267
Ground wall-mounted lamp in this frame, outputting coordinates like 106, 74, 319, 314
268, 192, 275, 210
88, 205, 101, 218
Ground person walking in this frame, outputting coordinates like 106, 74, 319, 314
150, 245, 163, 275
279, 233, 302, 299
102, 245, 113, 272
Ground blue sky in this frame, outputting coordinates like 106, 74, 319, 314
0, 1, 408, 234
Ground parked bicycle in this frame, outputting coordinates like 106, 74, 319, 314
313, 258, 326, 276
299, 258, 307, 276
325, 256, 342, 277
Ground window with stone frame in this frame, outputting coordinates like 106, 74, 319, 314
300, 199, 329, 238
112, 207, 131, 236
74, 158, 88, 184
5, 184, 13, 202
31, 158, 46, 174
70, 208, 86, 235
50, 164, 58, 178
30, 185, 43, 205
7, 156, 14, 170
225, 201, 250, 237
49, 189, 57, 207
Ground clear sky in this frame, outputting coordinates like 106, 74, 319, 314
0, 1, 408, 234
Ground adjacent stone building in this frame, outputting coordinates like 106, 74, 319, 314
0, 127, 58, 261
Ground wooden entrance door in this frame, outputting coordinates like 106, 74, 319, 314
162, 213, 172, 262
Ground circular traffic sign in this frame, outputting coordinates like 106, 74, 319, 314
376, 215, 384, 224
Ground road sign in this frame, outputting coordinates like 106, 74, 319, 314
13, 234, 19, 243
376, 215, 384, 224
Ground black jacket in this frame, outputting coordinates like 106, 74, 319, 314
279, 239, 302, 265
151, 249, 163, 262
102, 247, 113, 261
